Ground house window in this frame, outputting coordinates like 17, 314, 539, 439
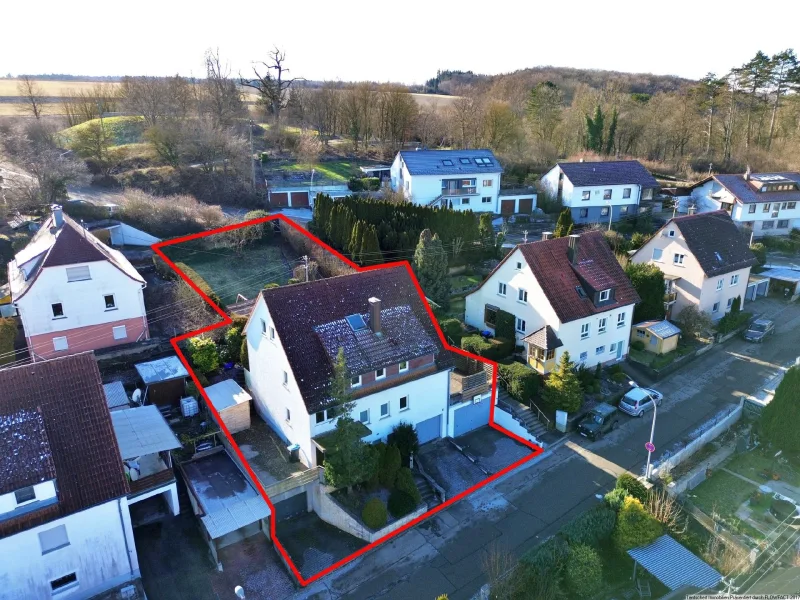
603, 189, 612, 200
545, 349, 555, 360
405, 181, 409, 191
581, 191, 591, 201
637, 329, 645, 338
260, 319, 267, 335
359, 410, 369, 424
600, 206, 609, 217
283, 371, 289, 386
15, 486, 36, 504
579, 351, 588, 362
65, 266, 91, 282
515, 318, 526, 333
598, 318, 607, 333
620, 205, 629, 215
515, 261, 522, 270
104, 295, 116, 309
668, 230, 676, 238
788, 202, 797, 209
380, 403, 390, 418
581, 323, 590, 339
749, 205, 757, 214
712, 302, 720, 313
285, 408, 291, 422
399, 361, 409, 373
762, 221, 775, 230
717, 279, 723, 291
400, 396, 409, 411
652, 248, 663, 262
518, 289, 528, 303
52, 303, 64, 318
112, 325, 127, 340
596, 346, 605, 355
778, 220, 790, 229
269, 326, 275, 340
483, 179, 493, 187
484, 305, 498, 327
598, 289, 610, 302
730, 274, 740, 286
442, 159, 453, 166
623, 188, 631, 199
617, 313, 626, 328
316, 411, 326, 424
726, 298, 734, 310
461, 198, 470, 205
498, 282, 507, 296
375, 368, 386, 380
610, 342, 617, 353
763, 203, 771, 213
53, 336, 68, 352
351, 375, 362, 388
39, 525, 70, 555
579, 208, 588, 218
673, 253, 685, 265
50, 573, 78, 593
482, 197, 492, 203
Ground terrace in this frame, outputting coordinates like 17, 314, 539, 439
449, 355, 492, 405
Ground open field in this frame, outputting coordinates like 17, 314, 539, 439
0, 103, 63, 116
0, 79, 119, 96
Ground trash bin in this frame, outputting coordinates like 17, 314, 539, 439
287, 443, 301, 463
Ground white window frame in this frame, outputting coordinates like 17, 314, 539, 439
673, 253, 685, 265
748, 204, 757, 214
730, 274, 740, 286
66, 265, 91, 282
603, 189, 612, 200
260, 319, 267, 335
609, 342, 617, 353
359, 409, 370, 424
498, 282, 507, 296
652, 248, 663, 262
399, 396, 409, 411
515, 261, 522, 270
269, 326, 275, 341
716, 279, 723, 291
581, 190, 591, 201
103, 294, 116, 310
518, 289, 528, 303
712, 302, 720, 313
53, 336, 68, 352
726, 297, 734, 310
623, 188, 631, 199
49, 572, 79, 594
617, 313, 626, 328
375, 368, 386, 380
598, 289, 610, 302
595, 345, 605, 355
580, 323, 590, 339
578, 351, 588, 363
668, 230, 676, 238
483, 179, 493, 187
399, 360, 409, 373
598, 318, 607, 334
515, 317, 526, 333
351, 375, 362, 388
112, 325, 127, 340
380, 402, 390, 419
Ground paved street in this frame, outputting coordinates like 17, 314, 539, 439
291, 299, 800, 600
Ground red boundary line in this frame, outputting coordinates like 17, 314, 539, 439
152, 214, 544, 586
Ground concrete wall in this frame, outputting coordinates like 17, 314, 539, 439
493, 405, 541, 447
0, 498, 139, 600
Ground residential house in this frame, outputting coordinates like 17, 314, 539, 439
630, 320, 681, 355
244, 266, 459, 469
683, 171, 800, 237
8, 205, 149, 360
465, 231, 640, 374
539, 160, 660, 224
630, 211, 759, 320
0, 352, 139, 600
389, 149, 536, 214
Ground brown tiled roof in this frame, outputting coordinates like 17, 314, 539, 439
260, 265, 453, 413
0, 353, 129, 538
0, 407, 56, 495
670, 211, 758, 277
517, 231, 640, 324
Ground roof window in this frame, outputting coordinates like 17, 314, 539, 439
442, 159, 454, 166
345, 314, 368, 331
459, 158, 471, 165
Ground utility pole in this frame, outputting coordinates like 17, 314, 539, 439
523, 230, 528, 243
249, 119, 256, 191
749, 230, 754, 247
302, 255, 309, 282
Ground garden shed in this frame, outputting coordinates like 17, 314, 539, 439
135, 355, 189, 407
628, 534, 722, 592
631, 320, 681, 354
204, 379, 252, 434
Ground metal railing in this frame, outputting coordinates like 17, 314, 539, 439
497, 373, 552, 429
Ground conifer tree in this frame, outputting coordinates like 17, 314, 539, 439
542, 351, 584, 413
349, 220, 364, 263
359, 224, 381, 264
554, 208, 575, 238
413, 229, 450, 308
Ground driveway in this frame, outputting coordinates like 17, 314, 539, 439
287, 299, 800, 600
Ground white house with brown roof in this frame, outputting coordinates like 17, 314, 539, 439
7, 205, 149, 360
631, 211, 759, 320
244, 267, 473, 469
0, 353, 140, 600
465, 231, 640, 374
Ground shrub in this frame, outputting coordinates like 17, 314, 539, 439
770, 498, 797, 520
362, 497, 388, 530
631, 340, 645, 351
0, 317, 17, 366
616, 473, 649, 503
611, 371, 628, 383
240, 338, 249, 370
604, 487, 628, 511
520, 535, 570, 575
264, 282, 280, 289
498, 362, 539, 402
460, 335, 514, 361
174, 262, 225, 309
152, 254, 176, 280
564, 544, 603, 599
287, 277, 301, 284
187, 336, 219, 374
677, 305, 713, 339
394, 467, 421, 504
750, 243, 767, 266
760, 366, 800, 453
389, 423, 419, 467
388, 489, 418, 517
613, 496, 663, 551
592, 381, 601, 394
716, 310, 750, 335
438, 318, 464, 343
224, 327, 243, 364
494, 309, 516, 340
379, 444, 402, 488
560, 505, 617, 547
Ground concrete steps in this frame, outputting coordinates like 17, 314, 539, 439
497, 388, 549, 440
413, 472, 439, 508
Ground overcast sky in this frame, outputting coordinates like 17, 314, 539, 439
3, 0, 799, 83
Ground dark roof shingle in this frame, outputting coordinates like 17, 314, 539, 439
557, 160, 659, 188
260, 266, 453, 413
0, 408, 56, 495
0, 353, 129, 538
522, 325, 563, 350
399, 149, 503, 176
671, 211, 758, 277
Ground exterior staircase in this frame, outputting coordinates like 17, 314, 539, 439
413, 471, 440, 508
497, 388, 549, 441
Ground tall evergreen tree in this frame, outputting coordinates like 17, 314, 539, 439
359, 224, 381, 264
542, 351, 583, 413
625, 263, 665, 322
413, 229, 450, 308
760, 366, 800, 453
739, 51, 772, 149
554, 208, 575, 238
766, 49, 800, 150
349, 220, 364, 263
585, 105, 605, 152
605, 107, 618, 155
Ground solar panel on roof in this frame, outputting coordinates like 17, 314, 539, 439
345, 314, 367, 331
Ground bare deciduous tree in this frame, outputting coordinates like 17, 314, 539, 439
646, 488, 687, 534
481, 542, 517, 599
120, 75, 195, 127
61, 83, 119, 127
17, 76, 46, 120
200, 48, 246, 127
240, 48, 302, 126
704, 535, 751, 577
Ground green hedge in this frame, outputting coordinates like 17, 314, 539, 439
495, 309, 516, 340
716, 310, 751, 335
348, 177, 381, 192
616, 473, 649, 503
438, 318, 464, 344
394, 467, 421, 504
0, 317, 16, 366
174, 262, 225, 309
388, 490, 417, 518
460, 335, 514, 361
559, 505, 616, 547
498, 362, 539, 402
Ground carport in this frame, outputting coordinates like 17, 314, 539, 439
759, 267, 800, 301
628, 534, 722, 593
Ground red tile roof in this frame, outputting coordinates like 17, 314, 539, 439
0, 352, 129, 538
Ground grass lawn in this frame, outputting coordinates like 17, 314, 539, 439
449, 274, 482, 290
690, 470, 757, 517
446, 296, 466, 320
725, 450, 800, 487
277, 161, 359, 183
163, 240, 294, 305
58, 116, 145, 146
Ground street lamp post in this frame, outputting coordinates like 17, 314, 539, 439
630, 380, 658, 480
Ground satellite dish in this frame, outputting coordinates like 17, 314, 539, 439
234, 586, 246, 599
132, 389, 143, 405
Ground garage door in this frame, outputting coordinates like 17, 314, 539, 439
501, 199, 516, 215
270, 192, 289, 207
518, 198, 534, 214
746, 283, 757, 301
453, 398, 491, 437
273, 491, 307, 521
756, 281, 769, 297
290, 191, 309, 207
415, 415, 442, 445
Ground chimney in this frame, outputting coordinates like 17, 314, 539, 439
688, 206, 697, 215
744, 165, 751, 181
567, 234, 580, 264
51, 204, 64, 228
368, 297, 381, 334
541, 231, 553, 241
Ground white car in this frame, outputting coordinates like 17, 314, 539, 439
618, 386, 663, 417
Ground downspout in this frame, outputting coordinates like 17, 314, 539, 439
445, 367, 453, 437
139, 284, 149, 340
117, 497, 135, 580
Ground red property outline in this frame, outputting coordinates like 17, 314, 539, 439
152, 214, 544, 586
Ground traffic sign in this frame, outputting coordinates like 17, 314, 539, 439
645, 442, 655, 453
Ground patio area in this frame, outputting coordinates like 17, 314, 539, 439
232, 412, 309, 486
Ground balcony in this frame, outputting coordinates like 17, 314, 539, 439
441, 187, 478, 197
450, 357, 492, 404
663, 291, 677, 304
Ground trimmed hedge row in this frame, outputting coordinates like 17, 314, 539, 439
348, 177, 381, 192
498, 361, 539, 402
461, 335, 514, 361
174, 262, 225, 309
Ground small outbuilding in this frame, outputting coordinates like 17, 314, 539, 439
135, 355, 189, 407
759, 267, 800, 301
103, 381, 130, 411
628, 534, 722, 593
631, 320, 681, 354
204, 379, 252, 434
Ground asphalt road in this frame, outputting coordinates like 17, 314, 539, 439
293, 298, 800, 600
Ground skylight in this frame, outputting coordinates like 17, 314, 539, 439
714, 252, 722, 262
459, 158, 471, 165
442, 159, 454, 166
575, 286, 587, 299
345, 314, 367, 331
475, 157, 493, 166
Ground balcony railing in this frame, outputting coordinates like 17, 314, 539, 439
664, 291, 677, 304
441, 188, 477, 196
129, 469, 176, 498
450, 370, 490, 404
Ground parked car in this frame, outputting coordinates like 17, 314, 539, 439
744, 319, 775, 343
577, 403, 619, 440
618, 386, 663, 417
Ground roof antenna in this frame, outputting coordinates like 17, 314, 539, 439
708, 162, 713, 175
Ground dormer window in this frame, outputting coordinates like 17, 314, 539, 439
598, 289, 610, 302
668, 230, 675, 238
351, 375, 362, 388
15, 486, 36, 505
375, 368, 386, 380
399, 361, 409, 373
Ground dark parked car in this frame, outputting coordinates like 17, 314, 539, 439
744, 319, 775, 343
577, 403, 619, 440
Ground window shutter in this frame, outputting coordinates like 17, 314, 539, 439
65, 266, 91, 282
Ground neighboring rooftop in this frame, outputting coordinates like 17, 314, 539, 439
670, 210, 758, 277
627, 534, 722, 591
204, 379, 252, 412
111, 406, 181, 460
135, 355, 189, 385
522, 325, 563, 350
103, 381, 130, 411
399, 149, 502, 176
712, 172, 800, 204
0, 408, 56, 496
557, 160, 660, 188
635, 320, 681, 339
0, 353, 129, 537
260, 266, 453, 413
